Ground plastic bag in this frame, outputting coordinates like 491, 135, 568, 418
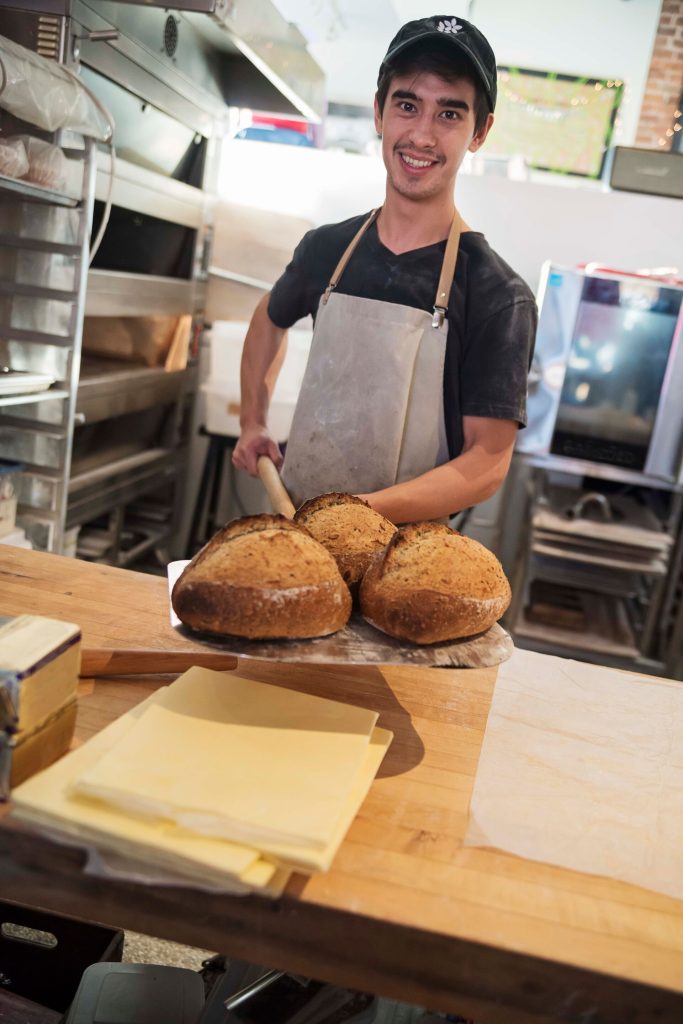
0, 33, 112, 141
0, 135, 28, 178
15, 135, 67, 190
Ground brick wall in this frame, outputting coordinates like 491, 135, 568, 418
635, 0, 683, 149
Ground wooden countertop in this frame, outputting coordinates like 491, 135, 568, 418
1, 546, 682, 1024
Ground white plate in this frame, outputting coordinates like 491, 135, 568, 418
0, 372, 55, 396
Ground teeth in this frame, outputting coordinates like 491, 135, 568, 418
401, 154, 433, 168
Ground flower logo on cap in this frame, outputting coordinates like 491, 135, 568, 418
437, 18, 462, 33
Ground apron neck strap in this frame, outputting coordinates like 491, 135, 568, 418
322, 208, 380, 305
432, 212, 462, 328
321, 207, 462, 325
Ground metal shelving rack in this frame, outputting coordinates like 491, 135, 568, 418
0, 136, 97, 554
505, 461, 683, 676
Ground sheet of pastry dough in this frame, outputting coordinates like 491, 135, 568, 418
72, 667, 379, 849
90, 845, 291, 898
165, 725, 392, 872
11, 691, 278, 892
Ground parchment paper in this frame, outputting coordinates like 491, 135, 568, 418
464, 648, 683, 900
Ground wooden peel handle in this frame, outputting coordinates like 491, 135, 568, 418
257, 455, 296, 519
80, 649, 237, 677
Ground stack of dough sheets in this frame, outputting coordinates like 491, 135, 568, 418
10, 667, 392, 895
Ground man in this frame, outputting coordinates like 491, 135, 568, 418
233, 14, 536, 523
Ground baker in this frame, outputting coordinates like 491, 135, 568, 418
233, 14, 537, 523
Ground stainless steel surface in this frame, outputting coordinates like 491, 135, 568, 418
0, 1, 69, 14
2, 0, 325, 123
0, 327, 73, 348
68, 1, 217, 562
0, 390, 69, 408
1, 0, 321, 565
70, 447, 175, 490
175, 616, 514, 669
0, 4, 68, 61
67, 448, 179, 527
518, 262, 683, 486
0, 173, 78, 208
224, 971, 286, 1013
507, 465, 683, 674
76, 359, 189, 423
115, 1, 219, 10
519, 452, 683, 492
0, 111, 96, 555
530, 541, 668, 575
1, 234, 82, 256
94, 152, 206, 228
191, 0, 325, 120
74, 0, 324, 125
0, 280, 79, 303
647, 300, 683, 483
208, 265, 273, 292
73, 0, 225, 132
514, 596, 640, 661
84, 271, 198, 317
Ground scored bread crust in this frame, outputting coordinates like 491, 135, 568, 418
294, 492, 397, 592
359, 521, 511, 644
172, 513, 352, 639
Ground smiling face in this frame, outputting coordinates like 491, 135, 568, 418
374, 70, 493, 205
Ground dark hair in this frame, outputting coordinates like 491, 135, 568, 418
376, 42, 490, 135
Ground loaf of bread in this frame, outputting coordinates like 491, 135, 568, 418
294, 493, 397, 593
360, 522, 511, 644
172, 514, 352, 639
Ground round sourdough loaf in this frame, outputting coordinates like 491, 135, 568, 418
294, 492, 397, 593
360, 521, 511, 644
172, 514, 352, 638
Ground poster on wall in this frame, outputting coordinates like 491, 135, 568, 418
487, 67, 624, 179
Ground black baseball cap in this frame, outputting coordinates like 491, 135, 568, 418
378, 15, 497, 112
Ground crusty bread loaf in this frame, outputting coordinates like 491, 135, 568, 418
172, 514, 352, 639
294, 493, 397, 593
359, 521, 511, 644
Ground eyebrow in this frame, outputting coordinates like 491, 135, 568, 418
390, 88, 470, 112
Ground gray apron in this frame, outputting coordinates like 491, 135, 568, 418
281, 209, 461, 508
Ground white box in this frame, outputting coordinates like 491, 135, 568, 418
0, 495, 17, 539
202, 380, 297, 442
203, 321, 311, 441
0, 525, 32, 549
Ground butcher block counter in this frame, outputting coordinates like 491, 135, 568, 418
1, 545, 682, 1024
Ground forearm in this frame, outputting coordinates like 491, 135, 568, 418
239, 294, 287, 428
363, 426, 516, 523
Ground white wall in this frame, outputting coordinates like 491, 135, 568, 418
456, 173, 682, 294
456, 0, 662, 147
274, 0, 662, 146
218, 140, 682, 296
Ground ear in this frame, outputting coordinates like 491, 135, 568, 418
373, 94, 383, 136
468, 112, 494, 153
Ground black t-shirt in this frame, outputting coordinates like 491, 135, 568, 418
268, 213, 537, 459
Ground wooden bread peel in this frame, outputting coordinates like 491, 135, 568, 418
80, 458, 289, 677
80, 649, 237, 677
217, 459, 515, 668
257, 455, 295, 518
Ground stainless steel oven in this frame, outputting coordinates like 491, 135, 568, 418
518, 262, 683, 486
0, 0, 324, 564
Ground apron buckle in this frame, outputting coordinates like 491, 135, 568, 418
432, 305, 446, 329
